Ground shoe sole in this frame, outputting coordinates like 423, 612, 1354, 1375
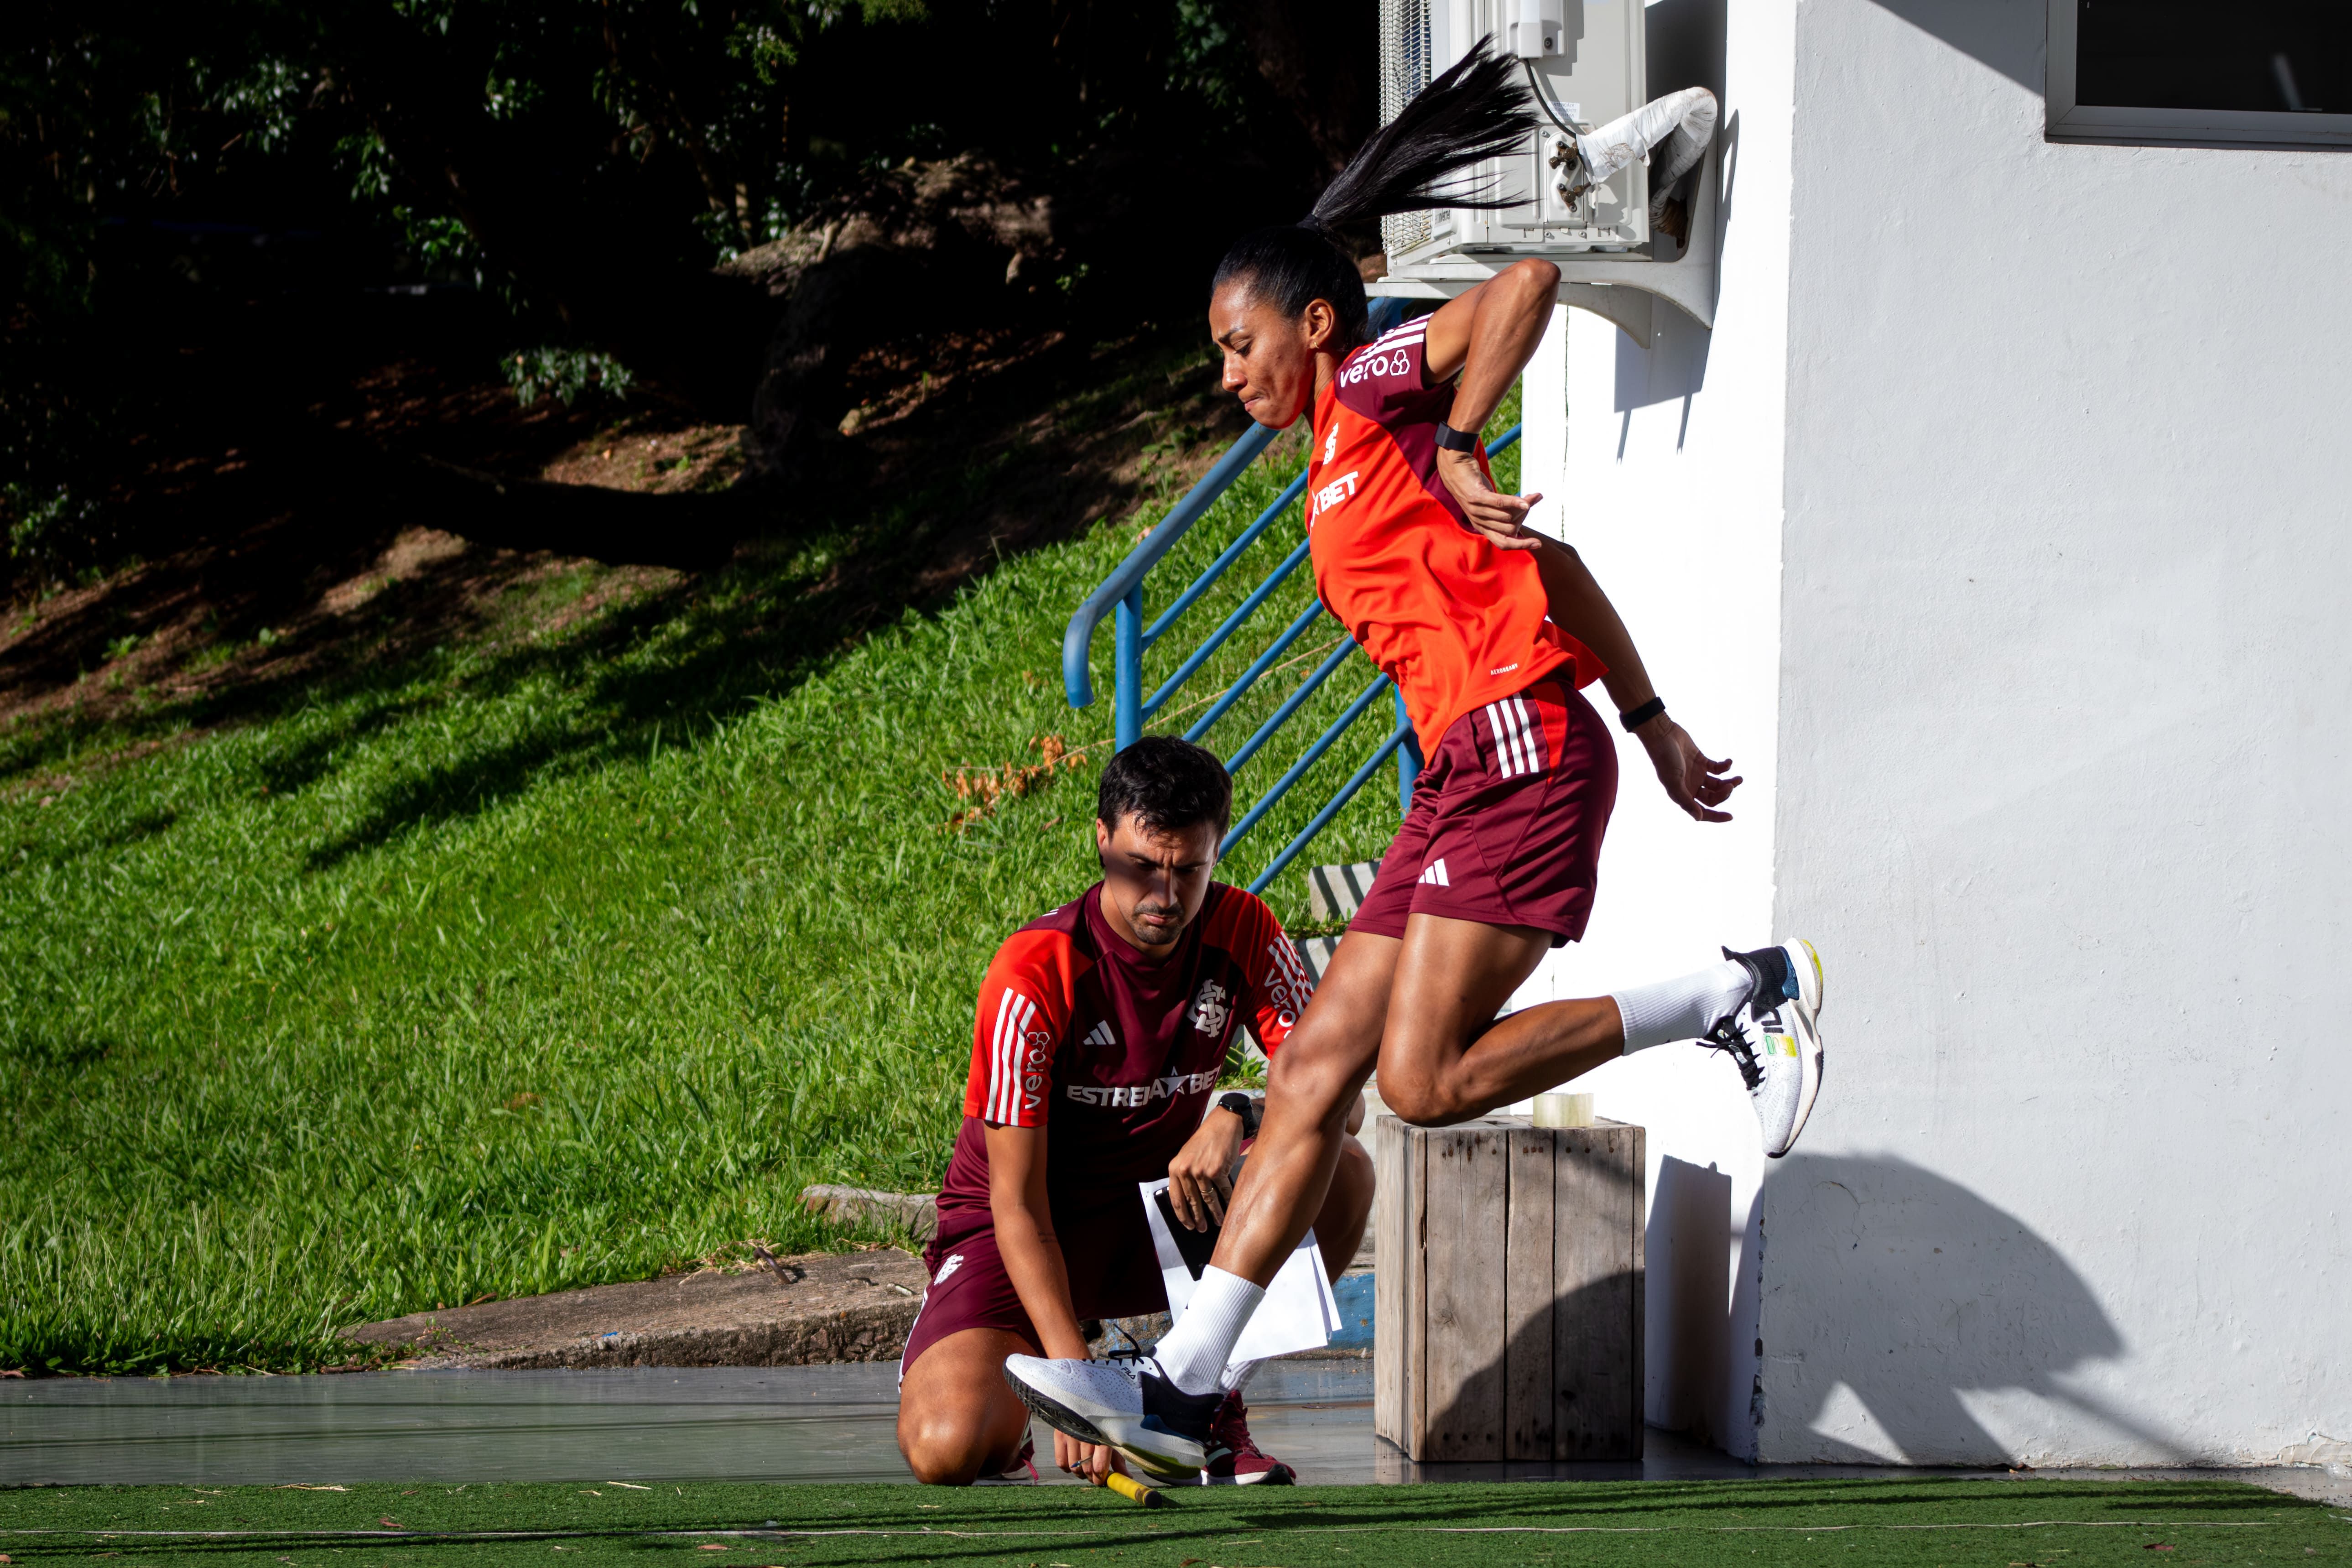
1205, 1467, 1296, 1485
1770, 939, 1826, 1158
1786, 938, 1825, 1015
1002, 1374, 1203, 1482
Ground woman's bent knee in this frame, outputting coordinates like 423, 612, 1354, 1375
1377, 1070, 1477, 1127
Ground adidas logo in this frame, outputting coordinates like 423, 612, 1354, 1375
1083, 1021, 1116, 1050
1417, 859, 1451, 887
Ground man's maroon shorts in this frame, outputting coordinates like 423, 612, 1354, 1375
900, 1208, 1169, 1379
1351, 677, 1618, 947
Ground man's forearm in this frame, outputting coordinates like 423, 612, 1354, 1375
991, 1202, 1094, 1360
1531, 536, 1655, 715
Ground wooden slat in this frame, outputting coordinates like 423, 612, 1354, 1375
1420, 1118, 1510, 1460
1372, 1115, 1413, 1449
1503, 1122, 1556, 1460
1552, 1121, 1642, 1459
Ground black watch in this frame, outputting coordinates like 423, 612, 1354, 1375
1217, 1091, 1263, 1138
1434, 421, 1479, 453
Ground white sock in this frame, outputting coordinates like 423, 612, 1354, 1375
1152, 1267, 1264, 1395
1219, 1357, 1262, 1396
1610, 960, 1750, 1053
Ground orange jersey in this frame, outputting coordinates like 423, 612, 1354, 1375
1305, 317, 1604, 757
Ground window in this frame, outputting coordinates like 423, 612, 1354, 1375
2048, 0, 2352, 146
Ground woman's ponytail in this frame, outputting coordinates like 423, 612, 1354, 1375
1213, 39, 1534, 348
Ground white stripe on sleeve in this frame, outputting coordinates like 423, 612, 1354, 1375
988, 987, 1020, 1123
1011, 997, 1038, 1119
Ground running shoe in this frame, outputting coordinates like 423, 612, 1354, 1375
1702, 939, 1825, 1159
1000, 1353, 1221, 1482
1202, 1390, 1295, 1485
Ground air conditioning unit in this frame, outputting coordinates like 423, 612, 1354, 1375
1375, 0, 1719, 330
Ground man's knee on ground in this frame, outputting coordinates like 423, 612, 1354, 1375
896, 1409, 1012, 1486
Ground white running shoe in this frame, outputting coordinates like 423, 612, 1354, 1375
1702, 939, 1825, 1159
1000, 1353, 1222, 1483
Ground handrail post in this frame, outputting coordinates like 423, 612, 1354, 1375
1394, 686, 1421, 813
1114, 585, 1144, 751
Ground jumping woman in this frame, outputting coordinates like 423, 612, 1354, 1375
1004, 42, 1824, 1480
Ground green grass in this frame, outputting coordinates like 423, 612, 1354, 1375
0, 1478, 2336, 1567
0, 349, 1518, 1375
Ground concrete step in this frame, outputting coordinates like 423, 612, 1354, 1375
1294, 934, 1342, 985
1306, 861, 1382, 922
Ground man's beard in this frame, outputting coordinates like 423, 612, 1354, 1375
1131, 901, 1185, 937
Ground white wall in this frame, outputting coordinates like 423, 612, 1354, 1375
1511, 0, 1800, 1464
1763, 0, 2352, 1467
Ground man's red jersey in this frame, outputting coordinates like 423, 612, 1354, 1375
932, 881, 1308, 1315
1306, 315, 1607, 759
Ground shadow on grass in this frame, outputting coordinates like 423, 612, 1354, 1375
5, 321, 1241, 875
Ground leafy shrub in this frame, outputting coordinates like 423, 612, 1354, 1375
504, 347, 636, 409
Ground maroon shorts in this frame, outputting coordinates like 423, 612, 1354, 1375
1352, 678, 1618, 947
900, 1209, 1171, 1379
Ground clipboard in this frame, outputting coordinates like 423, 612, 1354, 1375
1139, 1175, 1339, 1364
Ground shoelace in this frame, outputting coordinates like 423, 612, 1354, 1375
1700, 1011, 1764, 1090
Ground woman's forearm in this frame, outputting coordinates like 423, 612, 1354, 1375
1532, 536, 1655, 715
1444, 261, 1560, 435
990, 1199, 1093, 1360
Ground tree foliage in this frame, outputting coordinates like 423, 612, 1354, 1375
0, 0, 1363, 571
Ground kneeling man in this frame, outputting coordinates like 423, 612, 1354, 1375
896, 736, 1371, 1486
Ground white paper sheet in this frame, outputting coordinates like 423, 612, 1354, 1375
1138, 1177, 1338, 1363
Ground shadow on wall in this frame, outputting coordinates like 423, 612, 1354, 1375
1609, 0, 1733, 438
1650, 1156, 1732, 1448
1865, 0, 2044, 93
1762, 1151, 2175, 1465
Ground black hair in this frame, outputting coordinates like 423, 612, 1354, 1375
1097, 736, 1233, 838
1212, 38, 1535, 349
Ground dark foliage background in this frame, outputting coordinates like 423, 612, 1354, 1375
1, 0, 1373, 576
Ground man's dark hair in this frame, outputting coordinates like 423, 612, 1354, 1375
1097, 736, 1233, 837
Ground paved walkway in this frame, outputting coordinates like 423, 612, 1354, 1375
7, 1361, 2344, 1504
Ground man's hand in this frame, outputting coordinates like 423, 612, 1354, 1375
1436, 449, 1544, 552
1637, 716, 1741, 822
1166, 1106, 1245, 1230
1053, 1428, 1121, 1482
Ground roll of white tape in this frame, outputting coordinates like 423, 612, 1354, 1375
1533, 1091, 1594, 1129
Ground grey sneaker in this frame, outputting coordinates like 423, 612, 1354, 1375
1703, 939, 1825, 1158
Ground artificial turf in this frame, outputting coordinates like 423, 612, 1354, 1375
0, 343, 1519, 1374
0, 1478, 2337, 1568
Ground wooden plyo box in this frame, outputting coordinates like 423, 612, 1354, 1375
1373, 1115, 1646, 1462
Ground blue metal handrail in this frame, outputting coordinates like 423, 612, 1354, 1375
1062, 302, 1528, 893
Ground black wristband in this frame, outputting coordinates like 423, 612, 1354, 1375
1218, 1091, 1263, 1137
1434, 421, 1479, 453
1619, 697, 1666, 732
